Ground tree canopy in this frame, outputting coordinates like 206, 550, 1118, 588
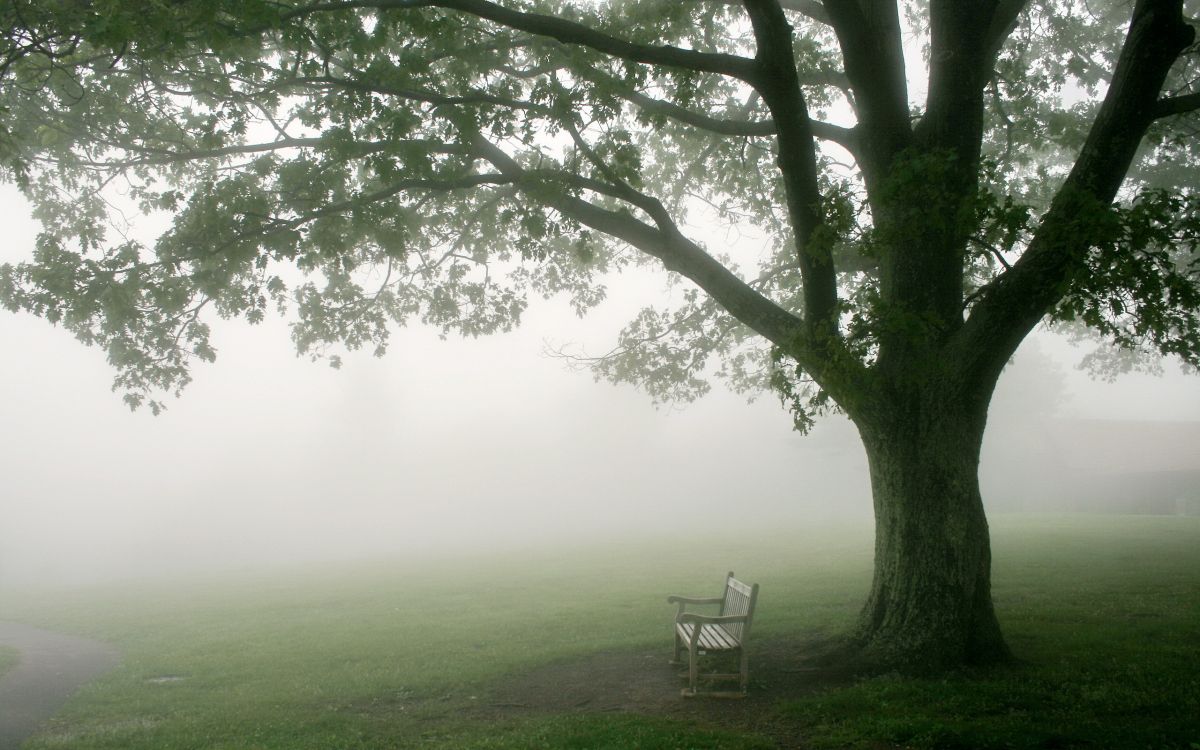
2, 0, 1196, 415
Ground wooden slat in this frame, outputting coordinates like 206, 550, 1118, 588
723, 582, 748, 641
727, 578, 753, 597
703, 626, 731, 650
676, 623, 741, 651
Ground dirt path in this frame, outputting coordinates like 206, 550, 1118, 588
0, 621, 120, 750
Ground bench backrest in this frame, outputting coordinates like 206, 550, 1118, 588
719, 571, 759, 642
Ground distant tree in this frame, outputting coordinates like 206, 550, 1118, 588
1, 0, 1198, 670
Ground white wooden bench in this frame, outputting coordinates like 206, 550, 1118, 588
668, 571, 759, 697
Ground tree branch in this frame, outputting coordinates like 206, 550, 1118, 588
917, 1, 1004, 160
919, 0, 1034, 161
742, 0, 840, 334
622, 87, 775, 136
1154, 91, 1200, 118
777, 0, 829, 23
471, 134, 873, 403
708, 0, 830, 25
952, 0, 1196, 389
616, 86, 857, 150
981, 0, 1030, 64
821, 0, 911, 189
286, 0, 759, 82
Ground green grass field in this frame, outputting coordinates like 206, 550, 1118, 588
0, 644, 19, 679
2, 515, 1198, 749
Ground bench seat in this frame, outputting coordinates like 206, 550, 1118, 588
675, 622, 741, 651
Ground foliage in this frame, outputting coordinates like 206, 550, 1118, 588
1051, 189, 1200, 366
0, 0, 1196, 418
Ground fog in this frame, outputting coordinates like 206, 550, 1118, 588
2, 187, 1198, 588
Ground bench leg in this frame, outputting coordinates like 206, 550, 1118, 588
682, 645, 699, 697
739, 649, 749, 694
670, 630, 683, 665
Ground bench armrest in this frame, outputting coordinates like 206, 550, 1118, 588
677, 613, 750, 626
666, 595, 723, 605
668, 594, 723, 618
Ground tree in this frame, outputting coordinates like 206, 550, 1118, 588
1, 0, 1198, 670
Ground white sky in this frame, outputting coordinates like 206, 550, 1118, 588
1, 173, 1198, 586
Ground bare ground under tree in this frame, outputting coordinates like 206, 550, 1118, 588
346, 634, 861, 750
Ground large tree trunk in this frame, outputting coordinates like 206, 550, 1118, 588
852, 392, 1012, 670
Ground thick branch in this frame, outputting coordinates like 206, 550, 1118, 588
472, 135, 873, 405
982, 0, 1030, 64
952, 0, 1196, 389
878, 0, 1011, 340
422, 0, 756, 78
822, 0, 911, 187
711, 0, 831, 24
919, 0, 1030, 160
292, 0, 759, 81
622, 88, 775, 136
743, 0, 839, 333
776, 0, 829, 23
1154, 91, 1200, 117
917, 1, 1004, 161
618, 87, 857, 149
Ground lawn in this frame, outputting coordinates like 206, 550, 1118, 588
2, 515, 1197, 749
0, 644, 19, 679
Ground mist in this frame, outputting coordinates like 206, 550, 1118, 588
2, 185, 1198, 589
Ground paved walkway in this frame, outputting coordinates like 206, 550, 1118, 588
0, 621, 120, 750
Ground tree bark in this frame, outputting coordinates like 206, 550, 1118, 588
852, 386, 1011, 670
